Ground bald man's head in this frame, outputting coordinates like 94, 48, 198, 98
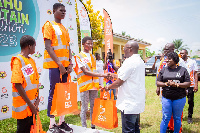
124, 41, 139, 58
164, 43, 175, 55
127, 40, 139, 51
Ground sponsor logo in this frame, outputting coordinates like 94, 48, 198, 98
0, 71, 7, 79
39, 83, 44, 89
1, 105, 9, 113
47, 9, 52, 15
33, 51, 42, 58
39, 96, 44, 105
66, 0, 72, 5
1, 87, 8, 99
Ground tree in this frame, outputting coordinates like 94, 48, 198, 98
75, 0, 104, 53
138, 48, 155, 59
173, 39, 189, 52
122, 31, 126, 36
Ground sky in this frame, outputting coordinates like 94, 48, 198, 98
84, 0, 200, 54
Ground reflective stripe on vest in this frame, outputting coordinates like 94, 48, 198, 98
12, 56, 37, 113
43, 21, 69, 63
43, 56, 69, 63
12, 99, 35, 112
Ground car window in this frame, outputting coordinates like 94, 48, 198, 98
196, 60, 200, 65
146, 56, 160, 63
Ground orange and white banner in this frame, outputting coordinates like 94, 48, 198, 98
103, 9, 113, 58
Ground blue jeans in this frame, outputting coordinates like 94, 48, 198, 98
160, 97, 186, 133
121, 111, 140, 133
47, 67, 68, 117
110, 89, 116, 100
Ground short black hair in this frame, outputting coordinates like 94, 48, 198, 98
82, 36, 92, 44
53, 3, 65, 11
182, 49, 188, 54
20, 35, 35, 49
166, 52, 179, 64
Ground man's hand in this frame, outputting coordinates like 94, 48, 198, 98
194, 85, 198, 93
104, 85, 109, 92
29, 103, 39, 115
59, 64, 67, 75
156, 87, 160, 96
67, 65, 73, 74
105, 72, 113, 80
155, 56, 157, 63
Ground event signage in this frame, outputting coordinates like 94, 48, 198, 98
103, 9, 113, 58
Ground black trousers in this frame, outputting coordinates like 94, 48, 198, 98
187, 87, 194, 118
17, 115, 33, 133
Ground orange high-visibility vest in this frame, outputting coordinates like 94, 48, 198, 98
42, 21, 70, 69
74, 52, 99, 93
11, 55, 39, 119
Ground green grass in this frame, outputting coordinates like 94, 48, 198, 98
0, 76, 200, 133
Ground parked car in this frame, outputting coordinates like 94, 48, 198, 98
195, 60, 200, 80
145, 55, 160, 75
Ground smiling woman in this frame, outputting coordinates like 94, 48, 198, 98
157, 52, 191, 133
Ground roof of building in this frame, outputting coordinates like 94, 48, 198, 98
113, 32, 152, 46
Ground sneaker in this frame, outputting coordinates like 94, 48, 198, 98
188, 117, 193, 124
48, 124, 65, 133
58, 121, 73, 132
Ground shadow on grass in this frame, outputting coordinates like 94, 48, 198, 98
182, 127, 199, 133
182, 116, 200, 123
140, 123, 152, 128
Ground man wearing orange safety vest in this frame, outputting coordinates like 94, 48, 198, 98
74, 36, 112, 129
11, 35, 39, 133
42, 3, 73, 132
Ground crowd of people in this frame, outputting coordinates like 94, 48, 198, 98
10, 2, 198, 133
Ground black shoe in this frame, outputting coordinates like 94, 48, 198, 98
188, 117, 193, 124
91, 126, 95, 129
58, 121, 73, 132
48, 124, 65, 133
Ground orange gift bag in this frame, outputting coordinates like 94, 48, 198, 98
30, 112, 45, 133
50, 75, 78, 116
92, 90, 118, 129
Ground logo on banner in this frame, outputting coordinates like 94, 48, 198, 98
66, 0, 72, 5
21, 64, 34, 77
98, 105, 106, 121
65, 91, 72, 108
47, 9, 52, 15
1, 87, 9, 99
0, 0, 40, 62
37, 67, 42, 75
40, 96, 44, 105
68, 25, 74, 30
69, 14, 72, 21
1, 105, 9, 113
58, 0, 63, 3
39, 83, 44, 89
33, 51, 42, 58
0, 71, 7, 79
69, 39, 74, 46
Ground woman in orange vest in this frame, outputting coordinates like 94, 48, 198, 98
42, 3, 73, 132
11, 35, 39, 133
74, 36, 112, 129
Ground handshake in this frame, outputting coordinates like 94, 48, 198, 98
104, 72, 114, 80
